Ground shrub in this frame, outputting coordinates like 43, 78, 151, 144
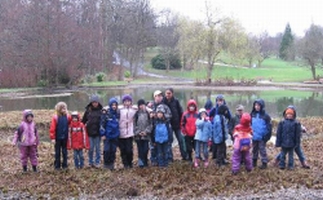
151, 53, 182, 70
124, 70, 131, 78
96, 72, 106, 82
37, 79, 48, 87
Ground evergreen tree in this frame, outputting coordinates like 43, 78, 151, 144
279, 23, 294, 60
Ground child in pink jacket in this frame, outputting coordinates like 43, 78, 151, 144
12, 110, 39, 172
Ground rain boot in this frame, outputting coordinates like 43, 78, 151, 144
252, 159, 257, 167
204, 159, 209, 168
259, 162, 267, 169
32, 165, 37, 172
193, 158, 199, 168
23, 166, 27, 172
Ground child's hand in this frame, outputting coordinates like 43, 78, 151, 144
102, 136, 106, 140
51, 139, 55, 144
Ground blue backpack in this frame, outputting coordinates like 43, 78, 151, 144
155, 122, 169, 143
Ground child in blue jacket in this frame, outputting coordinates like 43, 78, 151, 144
194, 108, 212, 168
153, 105, 172, 167
100, 98, 120, 170
250, 99, 272, 169
275, 106, 301, 170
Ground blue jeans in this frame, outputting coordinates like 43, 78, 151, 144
195, 140, 208, 160
88, 136, 101, 166
276, 145, 306, 164
279, 147, 294, 168
73, 149, 84, 168
157, 142, 168, 167
103, 138, 118, 166
54, 138, 68, 169
136, 140, 149, 167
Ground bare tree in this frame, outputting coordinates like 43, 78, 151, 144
297, 24, 323, 80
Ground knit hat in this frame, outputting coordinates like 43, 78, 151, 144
285, 108, 295, 116
153, 90, 163, 97
90, 94, 100, 103
122, 94, 133, 102
137, 99, 146, 107
156, 105, 166, 114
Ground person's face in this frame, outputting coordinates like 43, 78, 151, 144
149, 112, 155, 118
60, 107, 67, 115
26, 115, 33, 122
72, 117, 78, 122
111, 103, 117, 110
123, 100, 131, 107
236, 109, 244, 115
189, 104, 195, 111
157, 112, 164, 119
92, 101, 99, 108
286, 114, 294, 119
200, 112, 207, 119
255, 103, 261, 111
139, 104, 146, 110
216, 99, 224, 106
154, 94, 163, 103
165, 90, 173, 100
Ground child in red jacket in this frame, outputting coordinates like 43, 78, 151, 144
68, 112, 89, 169
181, 99, 199, 162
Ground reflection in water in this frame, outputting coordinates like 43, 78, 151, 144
0, 87, 322, 118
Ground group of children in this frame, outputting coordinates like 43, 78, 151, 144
12, 90, 310, 174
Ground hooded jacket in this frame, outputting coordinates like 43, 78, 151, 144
100, 98, 120, 139
12, 110, 39, 147
275, 106, 301, 148
233, 113, 253, 150
250, 99, 272, 142
181, 99, 199, 137
194, 116, 212, 142
82, 95, 103, 137
212, 105, 229, 144
68, 116, 90, 150
119, 102, 137, 139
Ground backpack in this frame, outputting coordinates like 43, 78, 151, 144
239, 138, 251, 151
155, 122, 169, 143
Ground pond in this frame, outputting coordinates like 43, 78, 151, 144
1, 86, 323, 118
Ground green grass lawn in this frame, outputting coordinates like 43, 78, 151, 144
143, 48, 321, 82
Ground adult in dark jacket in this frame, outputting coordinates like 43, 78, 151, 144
250, 99, 272, 169
163, 88, 187, 160
228, 104, 244, 141
81, 95, 103, 168
275, 106, 301, 170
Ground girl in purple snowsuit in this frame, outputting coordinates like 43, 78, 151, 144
231, 113, 253, 175
12, 110, 39, 172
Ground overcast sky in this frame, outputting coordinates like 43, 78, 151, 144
151, 0, 322, 37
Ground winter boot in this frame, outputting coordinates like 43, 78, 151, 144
204, 159, 209, 168
193, 158, 199, 168
252, 159, 257, 167
32, 166, 37, 172
23, 166, 27, 172
259, 162, 267, 169
301, 161, 310, 169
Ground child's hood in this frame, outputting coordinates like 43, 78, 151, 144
186, 99, 197, 111
251, 99, 265, 113
22, 109, 34, 122
282, 105, 297, 119
108, 97, 119, 108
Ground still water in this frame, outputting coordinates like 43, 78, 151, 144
1, 86, 323, 118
